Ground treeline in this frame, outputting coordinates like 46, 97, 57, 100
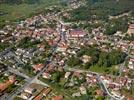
124, 34, 134, 41
64, 0, 134, 22
0, 0, 40, 4
0, 42, 10, 52
17, 37, 41, 48
67, 46, 127, 69
105, 18, 129, 35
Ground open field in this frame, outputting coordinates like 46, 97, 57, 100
0, 0, 61, 28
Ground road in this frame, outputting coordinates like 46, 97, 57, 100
64, 66, 126, 100
118, 45, 132, 77
96, 75, 124, 100
64, 66, 98, 75
6, 22, 63, 100
8, 66, 30, 80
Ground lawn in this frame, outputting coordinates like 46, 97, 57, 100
39, 77, 73, 100
89, 65, 119, 75
0, 42, 10, 52
0, 78, 4, 83
0, 0, 61, 28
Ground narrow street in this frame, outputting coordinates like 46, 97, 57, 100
6, 22, 63, 100
64, 66, 129, 100
118, 45, 132, 77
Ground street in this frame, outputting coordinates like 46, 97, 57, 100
6, 22, 63, 100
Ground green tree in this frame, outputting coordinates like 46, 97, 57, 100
25, 0, 40, 4
67, 56, 82, 67
51, 71, 64, 83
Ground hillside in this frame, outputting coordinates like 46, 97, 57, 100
0, 0, 62, 28
0, 0, 40, 4
63, 0, 134, 21
0, 0, 134, 28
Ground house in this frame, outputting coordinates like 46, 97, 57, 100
68, 29, 86, 38
127, 96, 134, 100
72, 92, 81, 97
79, 86, 87, 94
38, 44, 45, 51
95, 89, 103, 96
127, 24, 134, 35
46, 64, 55, 72
57, 42, 68, 52
52, 95, 64, 100
15, 48, 25, 56
58, 60, 65, 66
33, 94, 43, 100
64, 72, 71, 79
108, 83, 116, 89
0, 75, 15, 92
33, 64, 44, 73
24, 87, 36, 94
82, 55, 91, 63
128, 58, 134, 69
130, 49, 134, 55
20, 92, 33, 100
42, 88, 52, 96
0, 64, 7, 74
73, 72, 81, 78
42, 72, 51, 79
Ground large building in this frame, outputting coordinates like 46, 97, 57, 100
68, 29, 86, 38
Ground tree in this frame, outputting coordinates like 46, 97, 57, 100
124, 34, 134, 41
66, 0, 134, 22
128, 70, 134, 79
25, 0, 40, 4
51, 71, 64, 83
67, 56, 82, 67
105, 24, 117, 35
108, 49, 127, 65
98, 52, 111, 67
18, 37, 41, 48
60, 0, 68, 6
6, 84, 16, 93
0, 42, 10, 51
96, 96, 105, 100
3, 0, 23, 4
76, 94, 93, 100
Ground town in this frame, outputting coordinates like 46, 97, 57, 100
0, 0, 134, 100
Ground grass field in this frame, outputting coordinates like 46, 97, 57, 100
0, 0, 61, 28
0, 78, 4, 83
89, 65, 119, 75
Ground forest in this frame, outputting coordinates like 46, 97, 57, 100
0, 0, 40, 4
64, 0, 134, 21
67, 46, 127, 69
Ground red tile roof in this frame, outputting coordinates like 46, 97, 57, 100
42, 88, 52, 96
129, 24, 134, 29
69, 29, 86, 38
34, 94, 42, 100
59, 42, 68, 49
52, 95, 64, 100
0, 76, 15, 92
34, 64, 44, 72
95, 89, 103, 96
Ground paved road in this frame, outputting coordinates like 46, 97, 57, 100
6, 22, 63, 100
118, 46, 132, 77
96, 75, 124, 100
64, 66, 126, 100
64, 66, 134, 81
64, 67, 98, 75
8, 66, 30, 79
